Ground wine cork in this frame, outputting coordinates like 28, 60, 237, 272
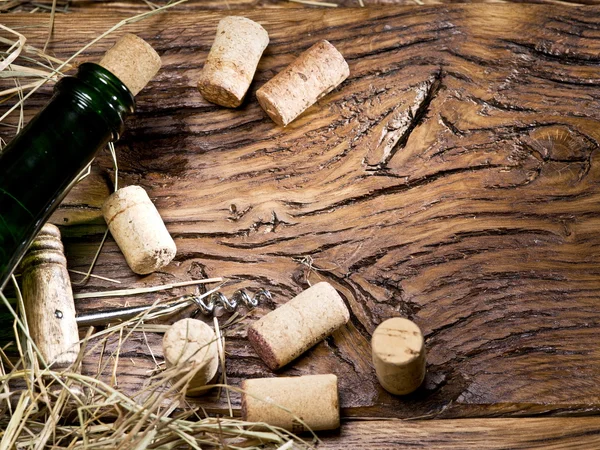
256, 40, 349, 126
99, 33, 161, 96
198, 16, 269, 108
247, 282, 350, 370
20, 224, 80, 368
371, 317, 426, 395
162, 318, 219, 396
102, 185, 176, 275
241, 374, 339, 432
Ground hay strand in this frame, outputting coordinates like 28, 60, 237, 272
74, 278, 223, 299
288, 0, 338, 6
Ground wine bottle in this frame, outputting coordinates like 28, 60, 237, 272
0, 34, 161, 290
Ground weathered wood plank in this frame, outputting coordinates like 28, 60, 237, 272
63, 0, 599, 13
319, 418, 600, 449
2, 5, 600, 419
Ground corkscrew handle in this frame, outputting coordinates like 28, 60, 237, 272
75, 299, 185, 328
21, 224, 80, 368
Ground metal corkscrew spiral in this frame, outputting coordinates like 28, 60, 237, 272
191, 288, 272, 316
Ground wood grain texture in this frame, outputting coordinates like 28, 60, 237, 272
62, 0, 599, 13
320, 418, 600, 449
8, 0, 592, 14
2, 5, 600, 421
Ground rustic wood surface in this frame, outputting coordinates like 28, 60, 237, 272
321, 417, 600, 449
63, 0, 598, 10
2, 4, 600, 445
2, 0, 595, 14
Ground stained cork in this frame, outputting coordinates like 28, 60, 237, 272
371, 317, 426, 395
247, 282, 350, 370
256, 39, 349, 126
198, 16, 269, 108
102, 185, 176, 275
241, 374, 339, 432
163, 318, 219, 396
20, 224, 80, 368
99, 33, 161, 96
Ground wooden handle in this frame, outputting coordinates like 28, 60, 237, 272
20, 224, 80, 369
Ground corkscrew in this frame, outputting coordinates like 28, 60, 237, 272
191, 288, 272, 317
75, 287, 270, 327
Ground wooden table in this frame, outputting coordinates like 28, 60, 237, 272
3, 5, 600, 447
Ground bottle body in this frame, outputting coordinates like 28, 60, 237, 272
0, 63, 134, 289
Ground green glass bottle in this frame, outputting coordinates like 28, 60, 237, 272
0, 62, 135, 289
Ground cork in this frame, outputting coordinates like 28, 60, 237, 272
371, 317, 426, 395
99, 33, 161, 96
241, 374, 339, 432
256, 40, 349, 126
198, 16, 269, 108
247, 282, 350, 370
102, 185, 176, 275
20, 224, 80, 368
162, 318, 219, 396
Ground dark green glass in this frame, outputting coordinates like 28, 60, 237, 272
0, 63, 135, 289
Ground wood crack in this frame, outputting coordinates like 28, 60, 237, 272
439, 113, 464, 136
461, 324, 596, 361
501, 39, 600, 66
365, 70, 443, 170
468, 95, 537, 113
324, 335, 362, 375
295, 163, 503, 217
345, 37, 442, 63
349, 243, 411, 272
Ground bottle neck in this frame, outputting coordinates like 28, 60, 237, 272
55, 62, 136, 140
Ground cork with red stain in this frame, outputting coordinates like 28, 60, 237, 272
247, 282, 350, 370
